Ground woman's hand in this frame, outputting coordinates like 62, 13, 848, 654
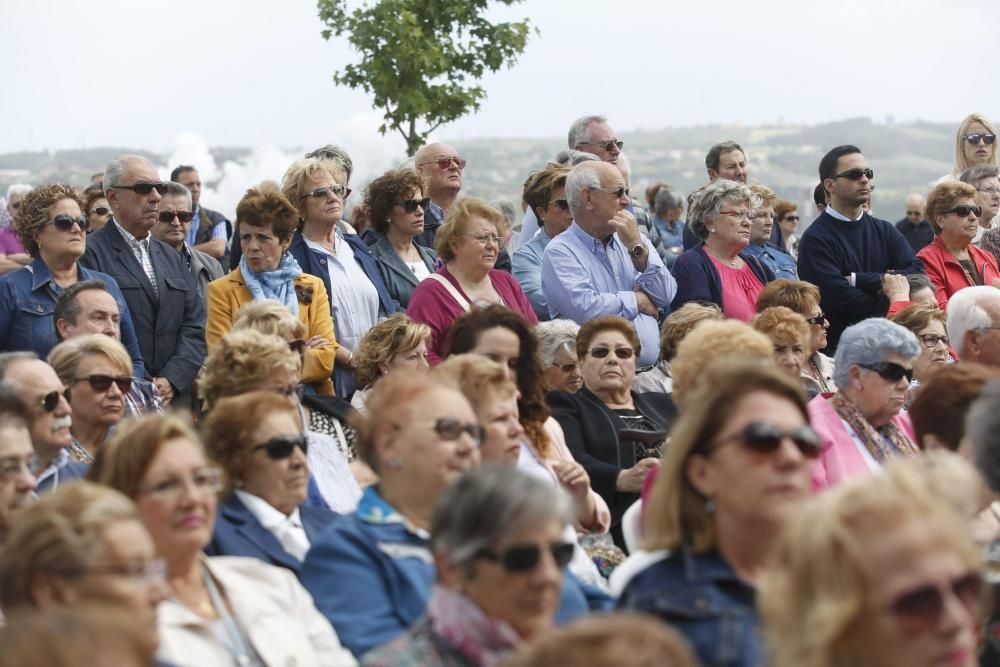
305, 335, 332, 349
616, 458, 661, 493
553, 460, 591, 501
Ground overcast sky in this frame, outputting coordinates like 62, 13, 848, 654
2, 0, 998, 156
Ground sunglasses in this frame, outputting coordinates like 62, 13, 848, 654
713, 421, 822, 459
273, 384, 305, 400
590, 186, 630, 199
302, 185, 351, 200
581, 139, 624, 152
108, 182, 168, 195
889, 571, 983, 631
805, 312, 828, 326
90, 206, 110, 216
941, 204, 982, 218
398, 197, 430, 213
858, 361, 914, 383
46, 214, 90, 232
589, 346, 634, 359
549, 198, 570, 211
253, 434, 309, 460
39, 388, 71, 413
964, 133, 996, 145
551, 361, 579, 373
832, 168, 874, 181
72, 374, 132, 394
157, 210, 194, 223
918, 334, 949, 349
419, 156, 467, 170
431, 417, 484, 447
476, 541, 575, 573
782, 215, 800, 222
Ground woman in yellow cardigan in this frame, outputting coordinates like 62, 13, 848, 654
206, 184, 337, 395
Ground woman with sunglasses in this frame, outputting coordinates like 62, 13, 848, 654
808, 318, 921, 491
917, 180, 1000, 310
364, 168, 437, 310
761, 455, 984, 667
0, 184, 145, 376
537, 319, 584, 394
771, 199, 800, 258
203, 391, 337, 577
362, 465, 574, 666
206, 183, 337, 396
83, 184, 113, 235
619, 360, 817, 667
890, 305, 952, 408
950, 112, 998, 179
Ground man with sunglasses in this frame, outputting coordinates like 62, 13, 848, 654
413, 142, 465, 248
82, 156, 207, 408
894, 192, 933, 252
169, 165, 231, 264
568, 114, 623, 165
797, 145, 923, 350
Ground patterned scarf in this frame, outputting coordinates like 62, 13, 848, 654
239, 252, 303, 317
427, 584, 522, 667
831, 391, 919, 463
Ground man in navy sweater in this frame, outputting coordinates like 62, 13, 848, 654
797, 145, 923, 350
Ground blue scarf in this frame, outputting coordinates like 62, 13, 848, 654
240, 252, 303, 317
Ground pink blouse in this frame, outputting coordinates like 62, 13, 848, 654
708, 254, 764, 321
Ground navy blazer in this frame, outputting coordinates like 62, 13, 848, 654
670, 243, 775, 312
80, 220, 206, 395
205, 493, 338, 577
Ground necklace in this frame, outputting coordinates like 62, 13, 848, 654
809, 357, 832, 393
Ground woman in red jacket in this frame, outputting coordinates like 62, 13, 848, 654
917, 180, 1000, 309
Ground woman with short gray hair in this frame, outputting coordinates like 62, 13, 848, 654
361, 464, 573, 667
808, 318, 921, 490
536, 319, 582, 393
670, 179, 775, 320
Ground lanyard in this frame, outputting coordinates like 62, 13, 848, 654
202, 566, 253, 667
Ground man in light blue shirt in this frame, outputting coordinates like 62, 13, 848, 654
542, 161, 676, 367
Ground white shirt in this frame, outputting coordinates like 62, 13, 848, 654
406, 259, 431, 282
304, 235, 380, 352
234, 490, 311, 562
839, 417, 883, 473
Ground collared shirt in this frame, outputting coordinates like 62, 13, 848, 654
511, 227, 553, 321
744, 242, 798, 280
426, 200, 445, 228
114, 220, 158, 297
304, 235, 380, 352
234, 489, 311, 561
34, 448, 88, 494
541, 222, 676, 366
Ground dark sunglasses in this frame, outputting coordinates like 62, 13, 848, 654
253, 434, 309, 460
890, 571, 983, 629
398, 197, 430, 213
302, 185, 351, 200
90, 206, 110, 216
39, 388, 71, 413
805, 312, 828, 326
832, 168, 874, 181
432, 417, 484, 447
46, 214, 90, 232
591, 186, 630, 199
419, 156, 467, 170
782, 214, 800, 222
589, 346, 634, 359
549, 198, 570, 211
858, 361, 914, 383
714, 421, 822, 459
72, 375, 132, 394
964, 133, 996, 145
581, 139, 624, 152
109, 182, 168, 195
477, 541, 575, 573
157, 210, 194, 223
941, 204, 983, 218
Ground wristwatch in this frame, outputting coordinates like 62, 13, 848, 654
629, 244, 647, 259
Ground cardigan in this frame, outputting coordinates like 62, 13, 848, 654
670, 243, 774, 312
917, 236, 1000, 310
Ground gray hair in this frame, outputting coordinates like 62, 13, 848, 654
616, 152, 631, 184
906, 273, 934, 295
567, 115, 606, 149
959, 165, 1000, 185
0, 352, 38, 383
306, 144, 354, 183
5, 184, 31, 202
554, 149, 600, 167
103, 159, 125, 190
687, 179, 761, 240
654, 188, 685, 216
967, 379, 1000, 493
947, 286, 1000, 356
536, 319, 580, 366
489, 198, 518, 227
832, 318, 921, 389
430, 464, 574, 566
164, 182, 192, 210
564, 163, 603, 219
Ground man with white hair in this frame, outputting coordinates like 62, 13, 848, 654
541, 161, 676, 367
894, 192, 933, 252
568, 115, 623, 164
413, 142, 465, 247
948, 286, 1000, 367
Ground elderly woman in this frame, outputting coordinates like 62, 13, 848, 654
206, 183, 336, 395
283, 157, 397, 398
761, 457, 984, 667
0, 389, 36, 543
967, 167, 1000, 258
772, 198, 799, 258
364, 168, 437, 310
351, 312, 432, 415
408, 198, 538, 364
547, 315, 673, 545
809, 318, 921, 491
203, 391, 338, 576
0, 184, 31, 275
756, 279, 837, 395
83, 184, 113, 235
537, 319, 583, 393
0, 184, 144, 375
752, 306, 811, 383
950, 112, 997, 178
362, 465, 573, 666
47, 334, 132, 464
671, 179, 775, 319
746, 184, 797, 280
619, 360, 818, 667
917, 180, 1000, 309
88, 414, 358, 667
632, 302, 723, 394
890, 304, 951, 406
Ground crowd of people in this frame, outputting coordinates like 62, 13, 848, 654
0, 110, 998, 667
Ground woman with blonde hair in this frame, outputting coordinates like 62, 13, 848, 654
951, 112, 998, 178
751, 306, 811, 385
351, 313, 432, 414
632, 302, 723, 394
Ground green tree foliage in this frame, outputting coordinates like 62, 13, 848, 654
317, 0, 535, 156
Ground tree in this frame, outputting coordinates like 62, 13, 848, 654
317, 0, 535, 156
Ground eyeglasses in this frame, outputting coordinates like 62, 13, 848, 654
717, 209, 751, 221
476, 541, 575, 573
918, 334, 949, 349
138, 467, 224, 499
888, 571, 983, 631
302, 185, 351, 200
832, 168, 874, 181
941, 204, 983, 218
418, 156, 467, 170
430, 418, 484, 447
38, 388, 71, 413
45, 214, 90, 232
579, 139, 624, 152
549, 198, 569, 211
782, 215, 800, 222
712, 421, 822, 459
0, 455, 35, 481
551, 361, 579, 373
273, 384, 305, 400
588, 186, 630, 199
85, 559, 168, 589
805, 312, 828, 326
108, 182, 168, 196
157, 210, 194, 223
90, 206, 110, 216
397, 197, 430, 213
858, 361, 914, 383
465, 233, 501, 245
964, 133, 996, 145
977, 187, 1000, 196
72, 374, 132, 394
253, 434, 309, 459
589, 346, 634, 359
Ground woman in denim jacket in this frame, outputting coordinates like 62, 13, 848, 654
618, 360, 819, 667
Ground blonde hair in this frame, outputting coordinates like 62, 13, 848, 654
431, 354, 518, 415
434, 197, 507, 262
47, 334, 133, 386
280, 158, 348, 216
953, 112, 998, 176
751, 306, 811, 348
659, 302, 723, 362
231, 300, 306, 340
353, 313, 432, 389
198, 330, 301, 409
749, 183, 777, 209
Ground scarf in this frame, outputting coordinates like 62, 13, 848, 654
239, 252, 303, 317
427, 584, 522, 667
831, 391, 919, 463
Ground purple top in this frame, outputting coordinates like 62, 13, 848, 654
0, 227, 25, 255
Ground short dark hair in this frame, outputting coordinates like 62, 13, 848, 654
812, 182, 827, 207
818, 145, 861, 182
53, 279, 110, 336
169, 165, 196, 182
705, 141, 744, 172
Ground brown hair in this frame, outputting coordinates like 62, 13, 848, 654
576, 316, 641, 360
353, 313, 431, 390
522, 163, 571, 217
749, 183, 777, 209
198, 330, 301, 409
659, 302, 723, 362
751, 306, 811, 347
431, 355, 518, 416
13, 184, 84, 258
909, 362, 1000, 451
755, 279, 821, 316
924, 180, 978, 233
434, 197, 507, 262
235, 182, 300, 243
82, 188, 107, 217
364, 169, 426, 235
889, 303, 947, 336
773, 199, 797, 221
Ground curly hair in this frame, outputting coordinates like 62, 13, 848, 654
751, 306, 811, 347
364, 169, 426, 236
431, 354, 518, 416
659, 303, 723, 362
924, 180, 978, 233
82, 187, 107, 217
755, 279, 821, 316
354, 313, 432, 390
13, 184, 84, 258
434, 198, 507, 262
235, 182, 300, 243
230, 300, 306, 340
576, 316, 641, 360
773, 199, 797, 221
198, 330, 301, 409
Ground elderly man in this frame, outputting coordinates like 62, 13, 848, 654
0, 352, 84, 493
948, 286, 1000, 367
149, 182, 224, 304
568, 114, 623, 164
81, 155, 206, 407
542, 161, 676, 367
706, 141, 748, 183
169, 165, 230, 261
894, 192, 933, 252
413, 142, 465, 247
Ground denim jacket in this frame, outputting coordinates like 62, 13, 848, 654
617, 547, 761, 667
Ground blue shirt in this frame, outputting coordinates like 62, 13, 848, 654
541, 222, 676, 366
511, 228, 553, 321
745, 242, 798, 280
651, 216, 686, 269
185, 206, 227, 247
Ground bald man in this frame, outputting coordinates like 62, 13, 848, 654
895, 192, 933, 252
414, 142, 465, 247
